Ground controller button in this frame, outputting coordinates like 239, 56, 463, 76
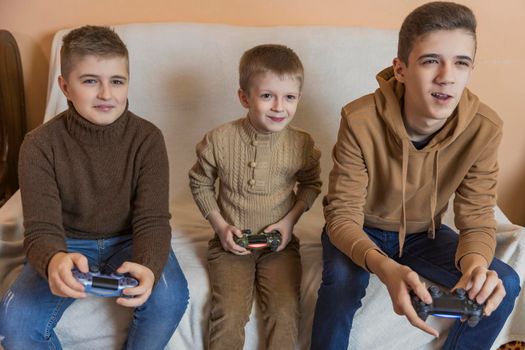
429, 285, 441, 297
89, 265, 100, 273
455, 288, 466, 298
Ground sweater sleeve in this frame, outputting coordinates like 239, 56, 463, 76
323, 114, 383, 270
19, 134, 68, 279
295, 134, 322, 210
188, 132, 220, 218
453, 128, 501, 268
131, 129, 172, 283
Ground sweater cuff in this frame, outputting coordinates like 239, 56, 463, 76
195, 196, 221, 219
132, 234, 171, 285
350, 238, 383, 272
455, 243, 494, 270
25, 239, 68, 279
133, 253, 167, 286
326, 227, 382, 272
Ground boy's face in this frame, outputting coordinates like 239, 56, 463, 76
393, 29, 475, 125
238, 72, 301, 134
58, 55, 129, 125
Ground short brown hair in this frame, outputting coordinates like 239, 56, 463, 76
60, 25, 128, 78
239, 44, 304, 92
398, 1, 477, 64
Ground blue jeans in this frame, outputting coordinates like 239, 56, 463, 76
311, 225, 521, 350
0, 235, 189, 350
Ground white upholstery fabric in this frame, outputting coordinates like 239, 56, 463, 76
0, 23, 523, 349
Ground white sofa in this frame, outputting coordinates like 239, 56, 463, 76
0, 23, 524, 350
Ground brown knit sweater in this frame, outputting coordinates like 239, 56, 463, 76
19, 104, 171, 281
189, 117, 322, 235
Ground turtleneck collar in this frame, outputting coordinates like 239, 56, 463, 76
65, 101, 130, 145
239, 116, 285, 147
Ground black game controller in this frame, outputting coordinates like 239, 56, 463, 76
411, 285, 484, 327
72, 266, 138, 297
234, 229, 282, 251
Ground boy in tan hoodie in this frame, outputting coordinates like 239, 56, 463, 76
311, 2, 520, 350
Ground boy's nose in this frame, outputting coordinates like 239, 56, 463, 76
436, 62, 455, 85
271, 98, 284, 112
97, 84, 112, 100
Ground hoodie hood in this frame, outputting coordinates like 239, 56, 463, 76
374, 66, 481, 152
373, 66, 481, 255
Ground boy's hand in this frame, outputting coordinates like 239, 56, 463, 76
454, 254, 506, 317
265, 200, 307, 252
207, 211, 250, 255
216, 224, 251, 255
115, 262, 155, 308
47, 252, 88, 299
264, 219, 293, 252
367, 250, 439, 337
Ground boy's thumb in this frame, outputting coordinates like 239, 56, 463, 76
70, 253, 89, 273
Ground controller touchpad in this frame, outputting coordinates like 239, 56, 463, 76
92, 276, 119, 290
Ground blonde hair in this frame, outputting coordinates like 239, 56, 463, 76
239, 44, 304, 92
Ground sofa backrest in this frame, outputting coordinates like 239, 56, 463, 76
44, 23, 397, 208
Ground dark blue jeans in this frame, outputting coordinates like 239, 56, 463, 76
311, 225, 521, 350
0, 235, 189, 350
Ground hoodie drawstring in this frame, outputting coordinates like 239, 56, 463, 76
428, 149, 439, 239
399, 143, 440, 257
399, 139, 409, 256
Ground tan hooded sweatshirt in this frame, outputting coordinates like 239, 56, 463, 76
324, 66, 502, 271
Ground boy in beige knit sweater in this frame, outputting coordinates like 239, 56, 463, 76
189, 44, 322, 350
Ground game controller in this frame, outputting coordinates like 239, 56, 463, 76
72, 266, 138, 297
411, 285, 484, 327
234, 229, 282, 251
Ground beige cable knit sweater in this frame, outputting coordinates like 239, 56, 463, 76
189, 117, 322, 235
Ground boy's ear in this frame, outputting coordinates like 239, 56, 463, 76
58, 75, 71, 99
238, 88, 250, 108
392, 58, 407, 83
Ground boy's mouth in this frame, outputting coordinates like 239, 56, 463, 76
431, 92, 453, 101
94, 105, 115, 112
267, 116, 286, 122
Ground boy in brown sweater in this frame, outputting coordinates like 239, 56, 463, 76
311, 2, 520, 350
0, 26, 188, 349
189, 44, 322, 349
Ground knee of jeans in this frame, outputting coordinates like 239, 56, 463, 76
323, 258, 367, 287
0, 290, 16, 335
150, 275, 189, 315
499, 266, 521, 300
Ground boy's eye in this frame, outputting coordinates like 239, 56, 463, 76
82, 79, 97, 84
286, 95, 297, 101
422, 59, 439, 65
456, 61, 471, 67
260, 93, 272, 99
112, 79, 125, 85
